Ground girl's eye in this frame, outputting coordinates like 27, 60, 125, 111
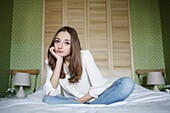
55, 40, 60, 43
64, 41, 70, 45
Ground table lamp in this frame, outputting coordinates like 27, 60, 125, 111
147, 72, 165, 91
13, 72, 30, 98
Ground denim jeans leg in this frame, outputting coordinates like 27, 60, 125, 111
88, 77, 135, 104
42, 95, 82, 104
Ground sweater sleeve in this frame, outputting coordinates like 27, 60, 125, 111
84, 51, 111, 98
42, 59, 61, 96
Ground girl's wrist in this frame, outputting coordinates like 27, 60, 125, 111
57, 57, 63, 62
56, 58, 63, 66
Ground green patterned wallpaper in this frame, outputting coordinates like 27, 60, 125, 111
130, 0, 165, 84
10, 0, 43, 94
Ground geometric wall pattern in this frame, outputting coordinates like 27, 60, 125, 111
130, 0, 165, 84
10, 0, 43, 94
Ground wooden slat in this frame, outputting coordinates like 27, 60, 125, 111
111, 0, 131, 77
88, 0, 109, 76
67, 0, 86, 49
44, 0, 62, 60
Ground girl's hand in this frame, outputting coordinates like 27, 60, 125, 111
76, 93, 93, 103
49, 47, 63, 60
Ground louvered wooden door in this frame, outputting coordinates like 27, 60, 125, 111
42, 0, 132, 84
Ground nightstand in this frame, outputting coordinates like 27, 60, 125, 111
135, 69, 165, 88
9, 69, 39, 92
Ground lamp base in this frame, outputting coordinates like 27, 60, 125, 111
16, 86, 26, 98
153, 85, 160, 92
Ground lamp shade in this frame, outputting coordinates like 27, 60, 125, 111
13, 72, 30, 86
147, 72, 165, 85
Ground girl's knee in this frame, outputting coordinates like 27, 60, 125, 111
42, 95, 52, 103
120, 77, 135, 92
120, 77, 134, 85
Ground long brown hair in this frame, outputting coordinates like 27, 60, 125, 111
48, 26, 82, 83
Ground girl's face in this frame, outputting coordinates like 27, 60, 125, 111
54, 31, 71, 57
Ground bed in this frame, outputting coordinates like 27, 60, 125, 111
0, 84, 170, 113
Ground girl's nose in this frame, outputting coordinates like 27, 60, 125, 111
58, 43, 62, 49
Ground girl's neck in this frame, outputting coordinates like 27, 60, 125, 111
64, 56, 70, 68
64, 61, 69, 67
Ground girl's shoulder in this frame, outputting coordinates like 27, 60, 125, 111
80, 50, 91, 57
80, 50, 90, 54
80, 50, 93, 62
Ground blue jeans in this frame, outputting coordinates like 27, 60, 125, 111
42, 77, 135, 104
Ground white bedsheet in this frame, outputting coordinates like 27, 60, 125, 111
0, 85, 170, 113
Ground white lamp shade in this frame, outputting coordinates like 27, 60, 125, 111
147, 72, 165, 85
13, 72, 30, 86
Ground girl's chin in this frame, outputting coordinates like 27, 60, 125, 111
57, 53, 69, 57
57, 53, 64, 57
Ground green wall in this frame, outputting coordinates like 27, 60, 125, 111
130, 0, 165, 84
0, 0, 14, 97
159, 0, 170, 84
10, 0, 43, 94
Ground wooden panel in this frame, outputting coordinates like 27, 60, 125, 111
44, 0, 63, 60
43, 0, 63, 84
67, 0, 86, 49
89, 0, 109, 76
111, 0, 132, 77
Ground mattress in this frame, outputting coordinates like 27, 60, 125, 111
0, 84, 170, 113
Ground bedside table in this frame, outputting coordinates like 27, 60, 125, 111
136, 69, 165, 87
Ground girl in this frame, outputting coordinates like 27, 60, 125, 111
42, 26, 135, 104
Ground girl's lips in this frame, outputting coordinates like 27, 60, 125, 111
56, 50, 63, 53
